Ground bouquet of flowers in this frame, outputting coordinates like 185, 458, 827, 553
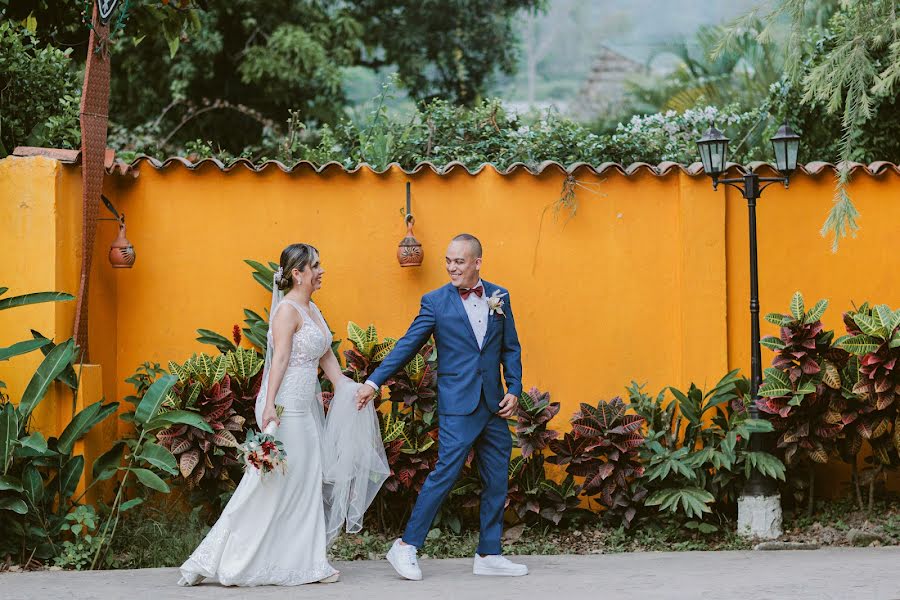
239, 422, 287, 476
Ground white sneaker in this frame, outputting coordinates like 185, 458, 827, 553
473, 554, 528, 577
386, 538, 423, 581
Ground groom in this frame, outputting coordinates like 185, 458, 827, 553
355, 233, 528, 579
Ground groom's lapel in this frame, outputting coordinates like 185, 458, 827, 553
448, 284, 480, 349
483, 280, 499, 343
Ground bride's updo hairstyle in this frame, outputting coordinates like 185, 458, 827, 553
276, 243, 319, 291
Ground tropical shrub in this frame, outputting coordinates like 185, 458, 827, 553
0, 288, 119, 565
756, 292, 854, 511
548, 397, 646, 527
631, 371, 785, 524
835, 302, 900, 508
153, 349, 264, 507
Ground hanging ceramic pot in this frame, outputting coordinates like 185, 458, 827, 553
108, 221, 136, 268
397, 215, 423, 267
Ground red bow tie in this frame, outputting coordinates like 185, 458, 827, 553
459, 285, 484, 300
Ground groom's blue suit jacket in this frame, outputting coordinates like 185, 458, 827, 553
368, 281, 522, 416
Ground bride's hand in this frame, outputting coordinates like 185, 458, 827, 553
261, 404, 280, 431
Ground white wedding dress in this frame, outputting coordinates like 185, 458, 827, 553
178, 297, 388, 587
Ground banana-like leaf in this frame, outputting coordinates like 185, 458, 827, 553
59, 455, 85, 499
244, 259, 278, 292
92, 441, 125, 482
0, 403, 18, 473
138, 442, 178, 475
0, 497, 27, 514
135, 375, 177, 425
147, 409, 213, 433
0, 475, 22, 492
57, 401, 119, 455
0, 338, 50, 361
19, 432, 47, 454
195, 329, 237, 354
0, 292, 74, 311
18, 339, 76, 421
22, 464, 43, 507
119, 498, 144, 513
130, 467, 170, 493
30, 331, 79, 389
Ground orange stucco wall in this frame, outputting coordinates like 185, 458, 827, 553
3, 155, 899, 495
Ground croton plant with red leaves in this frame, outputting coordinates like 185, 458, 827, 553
757, 292, 853, 467
835, 302, 900, 465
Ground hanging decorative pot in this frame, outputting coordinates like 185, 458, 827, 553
108, 219, 136, 268
397, 215, 423, 267
397, 182, 423, 267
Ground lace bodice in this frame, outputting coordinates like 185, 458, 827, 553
278, 300, 332, 369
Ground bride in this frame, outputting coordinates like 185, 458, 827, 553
178, 243, 389, 587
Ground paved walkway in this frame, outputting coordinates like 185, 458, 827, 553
3, 548, 900, 600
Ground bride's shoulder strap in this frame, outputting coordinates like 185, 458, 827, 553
276, 298, 306, 320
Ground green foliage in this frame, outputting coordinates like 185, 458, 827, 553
724, 1, 900, 248
629, 372, 785, 523
53, 505, 100, 570
0, 288, 119, 564
0, 20, 81, 155
151, 349, 263, 507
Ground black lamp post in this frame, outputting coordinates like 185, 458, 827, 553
697, 121, 801, 498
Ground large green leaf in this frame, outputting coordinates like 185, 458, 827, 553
836, 334, 881, 355
146, 409, 213, 433
92, 441, 125, 482
789, 292, 805, 321
18, 339, 76, 420
0, 497, 28, 514
244, 259, 278, 291
57, 401, 119, 455
135, 375, 177, 425
0, 403, 18, 473
59, 455, 85, 499
802, 299, 828, 324
195, 329, 237, 354
19, 432, 47, 454
853, 313, 885, 339
0, 475, 23, 492
138, 442, 178, 475
759, 336, 785, 351
0, 338, 50, 361
119, 498, 144, 513
0, 292, 74, 311
130, 467, 170, 493
22, 464, 43, 507
347, 321, 367, 352
30, 331, 78, 389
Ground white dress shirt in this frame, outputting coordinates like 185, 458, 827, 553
365, 279, 488, 391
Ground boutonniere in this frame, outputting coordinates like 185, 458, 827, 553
487, 290, 507, 316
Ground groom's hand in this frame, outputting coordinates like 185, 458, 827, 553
355, 385, 376, 410
498, 393, 518, 419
